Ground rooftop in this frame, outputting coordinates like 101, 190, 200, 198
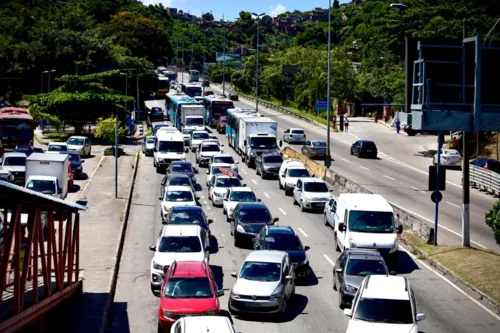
267, 226, 295, 235
171, 261, 207, 278
245, 250, 286, 264
339, 193, 392, 212
361, 275, 409, 301
27, 152, 69, 163
162, 224, 201, 237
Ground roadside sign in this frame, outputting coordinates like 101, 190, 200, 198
282, 65, 300, 73
428, 165, 446, 191
325, 155, 332, 168
315, 100, 329, 111
431, 191, 442, 203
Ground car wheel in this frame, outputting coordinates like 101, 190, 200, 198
233, 234, 239, 247
324, 214, 329, 226
338, 291, 346, 310
156, 166, 161, 174
334, 232, 340, 252
293, 196, 298, 206
88, 149, 91, 157
212, 200, 216, 207
357, 151, 361, 158
350, 148, 353, 156
223, 208, 227, 215
300, 200, 305, 212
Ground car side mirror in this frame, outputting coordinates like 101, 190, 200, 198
304, 246, 310, 251
224, 198, 228, 201
221, 144, 224, 147
397, 224, 403, 234
244, 140, 247, 146
185, 148, 189, 153
235, 161, 239, 164
281, 174, 285, 178
339, 223, 346, 232
285, 275, 293, 281
335, 268, 343, 273
279, 140, 283, 147
196, 195, 200, 200
257, 199, 261, 202
206, 170, 209, 174
231, 272, 237, 278
343, 308, 352, 317
154, 148, 158, 152
216, 290, 225, 297
208, 219, 214, 224
149, 245, 156, 251
389, 271, 397, 275
273, 217, 279, 223
416, 313, 426, 321
158, 196, 162, 200
194, 168, 198, 174
242, 183, 247, 187
81, 160, 85, 163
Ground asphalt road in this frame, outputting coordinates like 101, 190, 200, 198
197, 76, 499, 252
107, 118, 500, 333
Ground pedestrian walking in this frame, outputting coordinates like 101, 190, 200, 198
395, 118, 401, 134
450, 136, 458, 149
344, 118, 349, 132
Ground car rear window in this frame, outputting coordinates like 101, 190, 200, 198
312, 141, 327, 147
362, 142, 376, 149
291, 130, 304, 134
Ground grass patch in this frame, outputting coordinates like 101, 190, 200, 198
404, 233, 500, 304
44, 132, 71, 142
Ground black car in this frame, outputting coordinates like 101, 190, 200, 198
153, 124, 169, 135
15, 145, 44, 157
350, 140, 378, 158
167, 161, 198, 184
229, 202, 278, 247
164, 206, 213, 235
229, 93, 239, 101
333, 249, 391, 309
60, 151, 84, 178
470, 158, 500, 174
253, 225, 310, 281
159, 174, 197, 198
255, 152, 283, 179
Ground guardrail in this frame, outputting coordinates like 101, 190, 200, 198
470, 164, 500, 194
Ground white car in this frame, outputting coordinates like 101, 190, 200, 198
210, 153, 239, 174
159, 185, 198, 223
149, 225, 210, 295
205, 163, 232, 185
344, 275, 425, 333
293, 177, 331, 212
66, 136, 91, 156
278, 160, 311, 195
46, 142, 68, 154
283, 128, 306, 144
196, 141, 223, 166
433, 149, 462, 168
189, 130, 210, 152
223, 187, 258, 221
170, 316, 236, 333
208, 174, 243, 207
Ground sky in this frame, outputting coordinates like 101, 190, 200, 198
140, 0, 351, 21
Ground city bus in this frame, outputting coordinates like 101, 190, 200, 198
166, 93, 205, 131
189, 70, 199, 82
181, 83, 203, 97
0, 107, 35, 151
225, 108, 259, 148
202, 95, 234, 127
156, 77, 170, 98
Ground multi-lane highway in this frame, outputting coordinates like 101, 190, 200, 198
202, 78, 499, 252
107, 112, 500, 332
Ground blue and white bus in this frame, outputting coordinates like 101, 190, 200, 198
202, 95, 234, 127
181, 83, 203, 97
225, 108, 259, 148
166, 93, 205, 131
189, 70, 199, 82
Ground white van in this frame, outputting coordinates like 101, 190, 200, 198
323, 193, 402, 266
153, 131, 185, 173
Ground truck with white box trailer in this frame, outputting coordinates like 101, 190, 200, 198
25, 153, 70, 199
237, 117, 278, 167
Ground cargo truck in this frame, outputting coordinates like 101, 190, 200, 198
25, 153, 70, 199
237, 117, 279, 168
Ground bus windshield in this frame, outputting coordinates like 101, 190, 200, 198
158, 141, 184, 153
211, 104, 233, 118
186, 86, 202, 97
0, 119, 33, 144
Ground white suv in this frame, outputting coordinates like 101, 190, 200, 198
344, 275, 425, 333
160, 185, 197, 223
149, 225, 210, 295
283, 128, 306, 143
278, 160, 311, 195
196, 141, 223, 166
189, 130, 210, 152
223, 187, 258, 221
293, 177, 330, 211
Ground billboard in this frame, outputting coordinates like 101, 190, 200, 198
216, 52, 241, 62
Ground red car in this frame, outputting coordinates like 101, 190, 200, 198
217, 116, 227, 134
157, 261, 224, 331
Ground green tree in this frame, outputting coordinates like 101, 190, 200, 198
95, 116, 125, 145
485, 201, 500, 246
202, 12, 214, 21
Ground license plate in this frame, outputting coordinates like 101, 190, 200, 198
366, 150, 372, 152
316, 149, 325, 152
314, 203, 325, 207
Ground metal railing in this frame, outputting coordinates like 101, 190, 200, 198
470, 165, 500, 194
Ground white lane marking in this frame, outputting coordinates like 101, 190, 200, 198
297, 228, 308, 237
340, 158, 350, 163
203, 201, 207, 205
411, 186, 426, 194
220, 232, 227, 245
201, 195, 205, 199
241, 169, 247, 174
359, 166, 370, 171
279, 208, 287, 215
400, 246, 500, 321
384, 175, 395, 181
387, 200, 487, 249
207, 206, 211, 210
447, 201, 460, 209
323, 254, 335, 267
264, 192, 270, 198
77, 155, 105, 201
251, 179, 258, 185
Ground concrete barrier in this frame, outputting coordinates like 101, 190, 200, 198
283, 147, 434, 244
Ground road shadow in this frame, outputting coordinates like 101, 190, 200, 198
209, 235, 219, 254
297, 268, 319, 286
69, 184, 81, 193
77, 173, 89, 181
396, 251, 420, 274
415, 150, 436, 158
210, 264, 224, 290
235, 293, 308, 323
106, 302, 131, 333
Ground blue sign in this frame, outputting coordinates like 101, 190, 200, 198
215, 52, 241, 62
315, 100, 329, 111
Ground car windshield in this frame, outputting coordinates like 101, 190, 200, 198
263, 155, 283, 163
250, 137, 276, 149
346, 259, 388, 276
170, 164, 192, 173
167, 177, 191, 187
215, 178, 241, 188
3, 156, 26, 166
349, 211, 395, 233
264, 235, 303, 251
183, 129, 194, 135
288, 168, 310, 177
158, 141, 184, 153
230, 191, 256, 202
146, 137, 155, 143
169, 211, 206, 225
201, 144, 220, 152
213, 156, 234, 164
164, 277, 213, 298
354, 298, 413, 324
48, 145, 67, 152
26, 179, 56, 195
304, 182, 329, 193
239, 208, 271, 223
165, 191, 194, 202
67, 138, 84, 145
158, 236, 202, 253
193, 132, 209, 140
186, 118, 204, 126
240, 261, 281, 282
312, 141, 327, 147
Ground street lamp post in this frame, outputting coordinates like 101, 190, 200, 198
182, 39, 185, 85
219, 20, 228, 96
122, 68, 141, 122
252, 13, 266, 113
201, 30, 208, 96
326, 0, 332, 168
41, 70, 56, 93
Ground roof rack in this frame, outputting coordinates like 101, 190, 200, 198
365, 275, 372, 289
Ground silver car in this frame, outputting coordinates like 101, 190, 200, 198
228, 250, 295, 317
433, 149, 462, 168
301, 140, 327, 159
283, 128, 306, 144
142, 135, 155, 156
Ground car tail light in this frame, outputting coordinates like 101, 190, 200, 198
442, 156, 447, 160
311, 148, 316, 151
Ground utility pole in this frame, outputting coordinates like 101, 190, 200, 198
182, 39, 185, 85
191, 34, 194, 68
116, 72, 128, 198
221, 22, 227, 96
325, 0, 332, 168
201, 30, 207, 96
252, 13, 265, 112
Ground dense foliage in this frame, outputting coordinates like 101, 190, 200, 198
485, 200, 500, 246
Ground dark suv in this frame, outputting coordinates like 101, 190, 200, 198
229, 202, 278, 247
255, 152, 283, 179
350, 140, 378, 159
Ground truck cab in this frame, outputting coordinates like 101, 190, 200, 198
25, 175, 61, 199
243, 133, 278, 168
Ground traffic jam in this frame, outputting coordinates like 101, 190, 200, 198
144, 71, 423, 333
